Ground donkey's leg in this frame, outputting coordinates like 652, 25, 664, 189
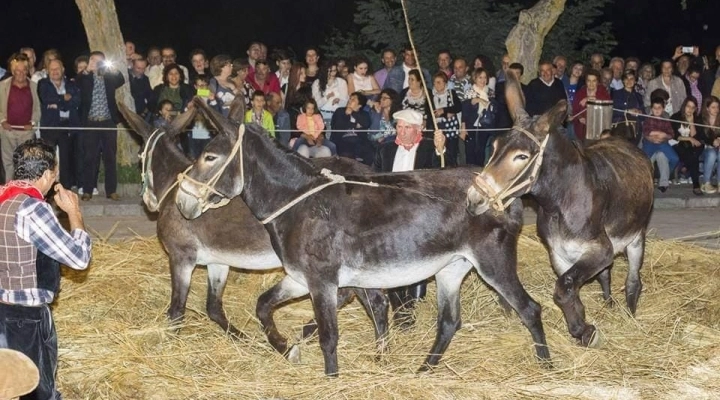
624, 232, 646, 315
596, 266, 613, 306
300, 288, 356, 339
353, 288, 390, 357
477, 261, 550, 363
256, 276, 309, 357
420, 259, 473, 371
167, 255, 196, 329
308, 283, 341, 377
554, 243, 614, 347
206, 263, 242, 338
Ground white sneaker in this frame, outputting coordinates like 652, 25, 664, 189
78, 188, 84, 195
93, 188, 99, 195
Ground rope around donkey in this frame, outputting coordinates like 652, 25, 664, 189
400, 0, 445, 168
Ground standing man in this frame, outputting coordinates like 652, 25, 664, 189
160, 47, 189, 84
553, 55, 570, 89
76, 51, 125, 201
374, 49, 397, 89
129, 57, 153, 120
0, 54, 41, 183
246, 59, 280, 95
246, 42, 264, 76
525, 61, 567, 117
266, 92, 291, 147
0, 139, 92, 400
436, 50, 452, 78
448, 58, 472, 101
145, 47, 164, 88
372, 108, 446, 326
384, 46, 431, 94
188, 49, 210, 83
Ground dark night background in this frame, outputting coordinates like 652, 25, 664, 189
2, 0, 719, 73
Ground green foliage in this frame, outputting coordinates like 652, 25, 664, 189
98, 163, 141, 184
542, 0, 617, 63
322, 0, 617, 70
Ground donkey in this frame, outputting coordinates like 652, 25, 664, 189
466, 71, 654, 347
172, 97, 549, 376
117, 103, 390, 355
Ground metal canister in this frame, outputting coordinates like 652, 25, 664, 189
586, 100, 613, 140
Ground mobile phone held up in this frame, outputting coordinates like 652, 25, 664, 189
196, 88, 211, 97
682, 46, 694, 54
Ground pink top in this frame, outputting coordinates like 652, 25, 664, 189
296, 113, 325, 140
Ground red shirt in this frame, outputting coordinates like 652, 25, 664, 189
7, 84, 33, 126
247, 72, 281, 95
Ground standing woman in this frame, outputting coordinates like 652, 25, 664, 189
395, 69, 432, 134
431, 72, 461, 165
286, 62, 313, 132
461, 67, 496, 166
637, 63, 655, 98
230, 58, 255, 110
312, 59, 349, 127
369, 88, 399, 146
571, 69, 611, 141
471, 54, 497, 91
700, 96, 720, 194
612, 70, 645, 143
347, 56, 381, 107
565, 62, 585, 140
152, 64, 194, 113
208, 54, 236, 118
671, 97, 704, 195
304, 47, 321, 86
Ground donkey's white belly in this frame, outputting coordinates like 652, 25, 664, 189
546, 233, 638, 276
337, 253, 467, 288
196, 246, 281, 270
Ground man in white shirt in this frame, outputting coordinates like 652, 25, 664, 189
372, 108, 447, 326
160, 47, 189, 85
145, 47, 164, 89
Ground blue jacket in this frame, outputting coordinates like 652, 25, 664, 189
383, 65, 432, 95
38, 77, 81, 127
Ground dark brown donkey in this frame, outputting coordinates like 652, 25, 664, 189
466, 71, 654, 347
118, 103, 390, 359
173, 98, 549, 376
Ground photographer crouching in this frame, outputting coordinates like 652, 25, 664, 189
0, 138, 92, 399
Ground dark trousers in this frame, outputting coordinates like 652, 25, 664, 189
0, 302, 59, 400
675, 144, 704, 189
465, 131, 492, 166
69, 132, 84, 188
41, 124, 73, 189
83, 120, 117, 196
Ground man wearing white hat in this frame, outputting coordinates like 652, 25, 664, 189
372, 108, 449, 327
372, 108, 449, 172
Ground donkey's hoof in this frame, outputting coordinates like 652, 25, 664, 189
581, 325, 603, 348
286, 344, 301, 364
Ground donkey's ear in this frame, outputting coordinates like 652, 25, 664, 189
505, 70, 530, 126
227, 95, 246, 124
192, 97, 237, 136
118, 101, 152, 141
534, 100, 568, 136
167, 105, 198, 137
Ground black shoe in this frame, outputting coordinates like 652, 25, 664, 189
81, 193, 92, 201
658, 186, 668, 193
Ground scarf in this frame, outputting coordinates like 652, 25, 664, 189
0, 180, 44, 203
395, 132, 422, 149
432, 88, 454, 110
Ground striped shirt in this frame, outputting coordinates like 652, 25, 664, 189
0, 196, 91, 306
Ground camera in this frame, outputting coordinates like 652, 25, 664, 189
681, 46, 694, 54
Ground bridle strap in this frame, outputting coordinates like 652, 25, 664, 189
472, 126, 549, 212
139, 129, 164, 212
176, 124, 246, 213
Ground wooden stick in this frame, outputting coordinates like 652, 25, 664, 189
400, 0, 445, 168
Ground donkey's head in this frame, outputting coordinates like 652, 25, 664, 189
118, 102, 196, 211
175, 97, 246, 219
466, 71, 567, 216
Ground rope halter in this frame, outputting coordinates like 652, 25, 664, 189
471, 125, 550, 213
176, 124, 246, 213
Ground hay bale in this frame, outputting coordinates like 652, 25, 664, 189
54, 229, 720, 399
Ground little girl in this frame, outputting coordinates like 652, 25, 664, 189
153, 100, 175, 129
294, 99, 336, 158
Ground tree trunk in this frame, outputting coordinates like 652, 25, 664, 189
75, 0, 141, 168
505, 0, 567, 84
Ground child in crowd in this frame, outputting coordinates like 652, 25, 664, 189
188, 75, 214, 159
244, 90, 276, 138
153, 99, 175, 129
294, 98, 335, 158
642, 97, 679, 192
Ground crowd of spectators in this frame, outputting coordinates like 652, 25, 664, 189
2, 41, 720, 197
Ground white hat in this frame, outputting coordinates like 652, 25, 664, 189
393, 109, 423, 126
